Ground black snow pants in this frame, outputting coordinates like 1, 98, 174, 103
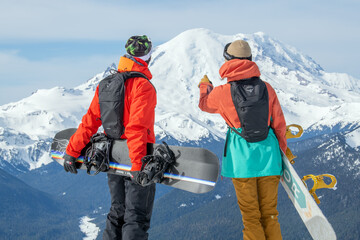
103, 173, 156, 240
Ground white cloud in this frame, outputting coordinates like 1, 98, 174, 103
0, 50, 117, 104
0, 0, 359, 105
2, 0, 357, 43
0, 0, 206, 41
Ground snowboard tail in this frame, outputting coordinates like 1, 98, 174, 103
282, 124, 336, 239
280, 152, 336, 240
51, 128, 219, 194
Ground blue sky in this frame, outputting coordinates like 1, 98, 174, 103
0, 0, 359, 105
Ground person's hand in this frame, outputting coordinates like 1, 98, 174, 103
63, 153, 78, 174
198, 75, 212, 88
130, 171, 152, 186
130, 171, 142, 185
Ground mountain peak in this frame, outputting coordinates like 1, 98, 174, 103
1, 28, 360, 171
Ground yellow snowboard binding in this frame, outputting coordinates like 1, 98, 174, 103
285, 124, 337, 204
286, 124, 304, 139
301, 174, 337, 204
285, 124, 304, 164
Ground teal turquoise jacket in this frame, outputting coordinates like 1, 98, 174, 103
222, 127, 283, 178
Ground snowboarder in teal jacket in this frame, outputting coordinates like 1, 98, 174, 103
198, 39, 287, 240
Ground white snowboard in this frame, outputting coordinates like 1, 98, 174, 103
280, 152, 336, 240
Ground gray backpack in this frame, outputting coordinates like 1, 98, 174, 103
98, 71, 148, 139
229, 77, 269, 142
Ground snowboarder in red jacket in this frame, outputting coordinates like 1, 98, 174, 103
63, 35, 157, 240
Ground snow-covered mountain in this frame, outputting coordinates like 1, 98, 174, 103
1, 28, 360, 171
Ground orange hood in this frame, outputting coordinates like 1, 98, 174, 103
219, 59, 260, 82
117, 56, 153, 80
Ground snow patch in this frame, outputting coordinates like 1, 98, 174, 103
345, 128, 360, 149
32, 151, 53, 170
179, 203, 187, 208
79, 216, 100, 240
178, 202, 194, 208
92, 206, 103, 214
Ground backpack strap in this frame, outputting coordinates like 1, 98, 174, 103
99, 71, 150, 140
122, 71, 149, 81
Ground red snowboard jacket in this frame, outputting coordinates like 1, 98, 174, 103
66, 56, 157, 171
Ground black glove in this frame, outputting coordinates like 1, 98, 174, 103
130, 171, 148, 185
130, 171, 141, 184
63, 153, 78, 174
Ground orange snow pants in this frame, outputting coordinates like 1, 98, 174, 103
232, 176, 282, 240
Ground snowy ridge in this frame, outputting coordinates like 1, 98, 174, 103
150, 29, 360, 134
0, 28, 360, 170
345, 127, 360, 150
0, 127, 50, 170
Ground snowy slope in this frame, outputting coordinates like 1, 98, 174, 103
0, 28, 360, 170
150, 29, 360, 135
345, 127, 360, 150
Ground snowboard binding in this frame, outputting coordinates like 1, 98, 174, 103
285, 124, 304, 164
286, 124, 303, 139
302, 174, 337, 204
138, 142, 177, 186
285, 124, 338, 204
83, 133, 112, 176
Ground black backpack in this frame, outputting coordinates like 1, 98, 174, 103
229, 77, 269, 142
98, 71, 148, 139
